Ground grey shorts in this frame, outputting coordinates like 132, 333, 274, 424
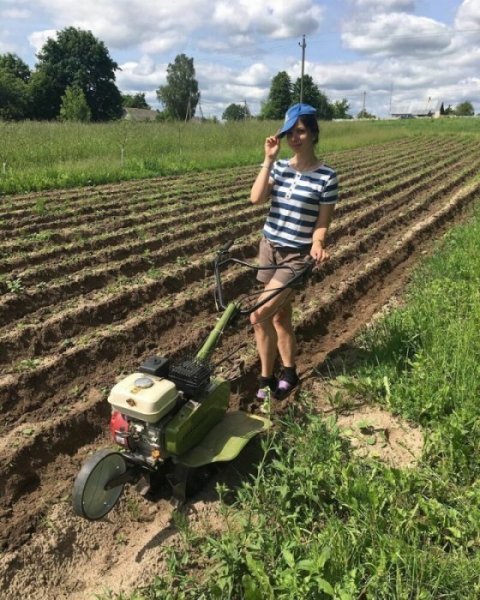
257, 237, 311, 285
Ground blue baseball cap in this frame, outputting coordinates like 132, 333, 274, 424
277, 103, 317, 137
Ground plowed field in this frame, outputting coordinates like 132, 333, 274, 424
1, 135, 480, 599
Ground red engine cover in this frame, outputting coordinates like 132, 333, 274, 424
110, 410, 129, 447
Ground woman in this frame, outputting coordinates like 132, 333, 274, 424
250, 103, 338, 402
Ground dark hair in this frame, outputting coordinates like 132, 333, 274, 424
298, 114, 320, 145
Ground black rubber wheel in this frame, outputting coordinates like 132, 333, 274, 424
72, 449, 127, 520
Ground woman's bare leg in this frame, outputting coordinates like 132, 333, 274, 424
273, 301, 296, 368
250, 280, 294, 378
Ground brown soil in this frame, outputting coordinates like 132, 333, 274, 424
1, 135, 480, 600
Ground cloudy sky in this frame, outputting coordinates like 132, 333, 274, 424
1, 0, 479, 118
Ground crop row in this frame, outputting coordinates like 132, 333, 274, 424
4, 133, 480, 590
1, 164, 479, 553
0, 135, 453, 234
2, 136, 473, 282
0, 136, 476, 338
2, 144, 479, 422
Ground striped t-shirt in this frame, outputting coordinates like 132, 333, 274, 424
263, 159, 338, 249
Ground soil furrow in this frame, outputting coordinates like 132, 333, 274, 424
2, 165, 478, 421
1, 153, 478, 370
0, 136, 455, 243
0, 136, 442, 259
1, 178, 478, 557
1, 137, 479, 599
1, 145, 475, 324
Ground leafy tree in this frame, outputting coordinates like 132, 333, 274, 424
261, 71, 292, 120
33, 27, 123, 121
292, 75, 333, 120
122, 92, 150, 109
455, 101, 474, 116
332, 98, 351, 119
0, 68, 30, 120
28, 69, 60, 120
357, 108, 376, 119
156, 54, 200, 120
0, 53, 31, 82
59, 85, 91, 121
222, 103, 250, 121
0, 53, 31, 120
440, 103, 455, 116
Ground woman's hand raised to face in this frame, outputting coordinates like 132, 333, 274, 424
264, 136, 280, 163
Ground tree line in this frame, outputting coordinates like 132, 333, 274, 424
0, 26, 476, 123
222, 71, 353, 121
253, 71, 351, 121
0, 26, 352, 123
0, 27, 200, 123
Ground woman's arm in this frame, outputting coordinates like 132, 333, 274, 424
310, 203, 335, 262
250, 135, 280, 204
311, 170, 338, 262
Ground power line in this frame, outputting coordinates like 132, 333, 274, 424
227, 25, 480, 61
252, 27, 480, 51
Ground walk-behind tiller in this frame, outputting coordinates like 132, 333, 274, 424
72, 241, 314, 520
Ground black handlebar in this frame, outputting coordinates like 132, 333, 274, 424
214, 240, 314, 315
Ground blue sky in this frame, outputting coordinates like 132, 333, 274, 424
0, 0, 479, 118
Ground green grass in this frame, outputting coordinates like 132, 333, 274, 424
115, 203, 480, 599
0, 117, 479, 194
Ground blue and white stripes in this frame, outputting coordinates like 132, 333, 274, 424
263, 159, 338, 248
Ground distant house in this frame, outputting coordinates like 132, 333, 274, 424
391, 99, 442, 119
123, 107, 158, 121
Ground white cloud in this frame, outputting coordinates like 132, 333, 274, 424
117, 56, 167, 90
305, 41, 480, 117
235, 63, 271, 86
29, 0, 323, 53
454, 0, 480, 46
1, 8, 30, 19
28, 29, 57, 54
212, 0, 324, 39
139, 33, 184, 55
34, 0, 211, 50
117, 58, 269, 104
349, 0, 414, 12
197, 34, 257, 54
197, 62, 269, 86
342, 13, 453, 57
455, 0, 480, 29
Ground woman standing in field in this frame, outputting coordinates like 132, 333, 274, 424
250, 103, 338, 402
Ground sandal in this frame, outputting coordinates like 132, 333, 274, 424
256, 385, 278, 401
256, 387, 270, 401
257, 378, 278, 414
256, 377, 278, 401
274, 378, 299, 401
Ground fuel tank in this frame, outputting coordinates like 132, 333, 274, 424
108, 373, 178, 423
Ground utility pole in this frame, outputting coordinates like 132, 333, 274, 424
299, 34, 306, 103
198, 98, 204, 120
425, 96, 432, 114
185, 97, 191, 122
